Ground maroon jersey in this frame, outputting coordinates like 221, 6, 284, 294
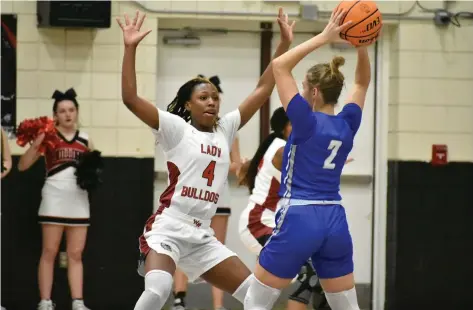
44, 130, 89, 178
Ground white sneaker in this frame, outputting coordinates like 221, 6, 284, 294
72, 300, 91, 310
37, 300, 55, 310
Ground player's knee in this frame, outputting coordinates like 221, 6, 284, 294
232, 274, 254, 303
325, 287, 360, 310
66, 248, 83, 262
134, 270, 173, 310
145, 270, 173, 300
41, 246, 59, 261
288, 262, 318, 305
243, 276, 281, 310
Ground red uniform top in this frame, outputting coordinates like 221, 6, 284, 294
44, 130, 89, 178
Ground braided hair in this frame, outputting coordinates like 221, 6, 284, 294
243, 107, 289, 192
166, 76, 221, 124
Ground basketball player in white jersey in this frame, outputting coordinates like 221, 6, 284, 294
18, 89, 93, 310
238, 107, 289, 254
117, 9, 295, 310
172, 136, 243, 310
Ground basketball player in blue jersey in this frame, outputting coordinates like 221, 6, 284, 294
243, 8, 371, 310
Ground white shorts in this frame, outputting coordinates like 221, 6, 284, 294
138, 208, 236, 282
38, 179, 90, 226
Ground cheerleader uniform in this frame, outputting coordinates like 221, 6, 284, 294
38, 130, 90, 226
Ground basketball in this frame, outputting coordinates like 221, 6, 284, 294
336, 0, 383, 47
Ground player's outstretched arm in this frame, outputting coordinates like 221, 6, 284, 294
345, 47, 371, 110
273, 8, 352, 110
237, 8, 294, 129
118, 11, 159, 130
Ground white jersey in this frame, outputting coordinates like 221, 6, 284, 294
249, 137, 286, 206
238, 137, 286, 240
154, 109, 241, 221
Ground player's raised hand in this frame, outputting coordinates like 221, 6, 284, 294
277, 7, 295, 44
321, 8, 352, 44
116, 10, 152, 47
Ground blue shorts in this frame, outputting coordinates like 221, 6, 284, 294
259, 204, 353, 279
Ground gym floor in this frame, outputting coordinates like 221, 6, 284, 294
164, 282, 370, 310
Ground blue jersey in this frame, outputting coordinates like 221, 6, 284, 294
279, 94, 362, 202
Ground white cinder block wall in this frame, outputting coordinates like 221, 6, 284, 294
388, 6, 473, 161
1, 0, 156, 157
5, 0, 471, 160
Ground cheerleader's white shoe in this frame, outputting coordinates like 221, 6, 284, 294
72, 300, 90, 310
37, 300, 55, 310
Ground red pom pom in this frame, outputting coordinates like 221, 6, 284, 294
16, 117, 60, 153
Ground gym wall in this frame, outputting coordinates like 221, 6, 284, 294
385, 2, 473, 310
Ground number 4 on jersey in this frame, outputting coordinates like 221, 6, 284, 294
202, 160, 216, 186
323, 140, 342, 170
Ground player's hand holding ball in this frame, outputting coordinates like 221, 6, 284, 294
335, 0, 383, 47
117, 10, 152, 47
320, 7, 353, 45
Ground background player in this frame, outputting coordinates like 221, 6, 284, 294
243, 8, 371, 310
18, 89, 94, 310
117, 9, 294, 310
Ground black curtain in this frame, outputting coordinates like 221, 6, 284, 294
1, 14, 17, 135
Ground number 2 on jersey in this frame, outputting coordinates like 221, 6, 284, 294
323, 140, 342, 170
202, 160, 216, 186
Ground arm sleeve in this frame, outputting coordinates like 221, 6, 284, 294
337, 103, 363, 135
286, 93, 316, 143
152, 108, 187, 152
218, 109, 241, 148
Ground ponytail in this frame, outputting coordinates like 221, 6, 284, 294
243, 132, 281, 193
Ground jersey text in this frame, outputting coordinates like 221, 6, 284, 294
201, 144, 222, 158
181, 186, 220, 204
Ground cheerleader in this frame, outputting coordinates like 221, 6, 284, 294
1, 127, 12, 179
18, 89, 93, 310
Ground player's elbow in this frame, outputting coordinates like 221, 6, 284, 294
121, 95, 139, 110
272, 58, 285, 74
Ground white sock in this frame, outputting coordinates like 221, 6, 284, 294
134, 270, 173, 310
325, 287, 360, 310
243, 276, 281, 310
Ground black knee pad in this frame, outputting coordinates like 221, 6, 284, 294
288, 262, 318, 304
288, 262, 331, 309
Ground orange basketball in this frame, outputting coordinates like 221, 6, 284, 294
335, 0, 383, 47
